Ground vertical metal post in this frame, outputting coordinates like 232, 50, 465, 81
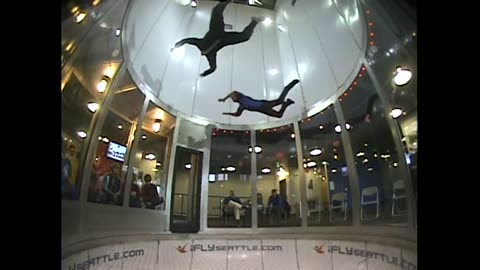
122, 97, 150, 207
293, 122, 308, 227
250, 129, 258, 229
333, 100, 361, 226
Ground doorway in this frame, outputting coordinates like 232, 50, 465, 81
170, 146, 203, 233
279, 180, 287, 201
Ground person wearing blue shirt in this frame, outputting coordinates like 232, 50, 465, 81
218, 79, 300, 118
267, 189, 290, 224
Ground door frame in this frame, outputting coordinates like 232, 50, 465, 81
169, 145, 204, 233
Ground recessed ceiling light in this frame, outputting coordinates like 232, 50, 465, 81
226, 166, 236, 172
87, 102, 99, 113
381, 154, 391, 159
185, 163, 192, 169
335, 125, 342, 133
368, 167, 373, 171
356, 151, 365, 157
145, 153, 156, 160
115, 28, 121, 37
261, 167, 271, 174
331, 168, 338, 173
142, 135, 147, 140
97, 78, 108, 93
307, 161, 317, 168
190, 0, 197, 8
393, 67, 412, 86
76, 12, 86, 23
153, 119, 161, 133
309, 148, 322, 156
77, 130, 87, 139
390, 108, 403, 119
319, 125, 324, 130
103, 66, 116, 79
254, 146, 262, 153
65, 41, 75, 52
117, 124, 123, 130
290, 133, 296, 139
345, 123, 351, 130
102, 137, 109, 143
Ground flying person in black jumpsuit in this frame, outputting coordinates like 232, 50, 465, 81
172, 0, 265, 77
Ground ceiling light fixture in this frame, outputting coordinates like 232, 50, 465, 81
393, 67, 412, 86
77, 130, 87, 139
335, 125, 342, 133
309, 148, 322, 156
261, 167, 271, 174
87, 102, 99, 113
76, 12, 86, 23
145, 153, 156, 160
307, 161, 317, 168
103, 66, 116, 79
390, 108, 403, 119
96, 77, 109, 93
153, 119, 161, 133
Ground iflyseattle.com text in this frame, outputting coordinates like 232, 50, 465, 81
67, 249, 144, 270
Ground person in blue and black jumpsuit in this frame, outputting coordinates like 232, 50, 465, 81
218, 79, 300, 118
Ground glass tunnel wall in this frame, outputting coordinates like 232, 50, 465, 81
62, 0, 416, 238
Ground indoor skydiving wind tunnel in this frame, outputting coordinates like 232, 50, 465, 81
62, 0, 416, 248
